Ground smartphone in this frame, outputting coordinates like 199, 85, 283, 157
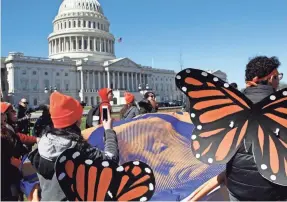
102, 106, 108, 121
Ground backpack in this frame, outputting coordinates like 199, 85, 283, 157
85, 105, 100, 129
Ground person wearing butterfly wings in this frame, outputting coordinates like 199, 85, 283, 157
175, 56, 287, 201
28, 92, 119, 201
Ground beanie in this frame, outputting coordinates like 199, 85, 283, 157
1, 102, 11, 114
124, 92, 134, 104
49, 92, 83, 129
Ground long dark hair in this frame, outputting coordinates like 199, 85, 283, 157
120, 102, 136, 119
43, 122, 83, 142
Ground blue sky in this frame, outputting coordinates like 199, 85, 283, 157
2, 0, 287, 88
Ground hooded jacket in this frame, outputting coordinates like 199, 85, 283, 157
29, 127, 119, 201
226, 85, 287, 201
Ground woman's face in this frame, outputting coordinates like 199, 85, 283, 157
7, 107, 17, 123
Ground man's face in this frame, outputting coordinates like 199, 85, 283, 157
21, 101, 28, 108
147, 93, 155, 101
269, 72, 283, 90
108, 91, 114, 101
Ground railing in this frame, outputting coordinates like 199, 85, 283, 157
30, 106, 182, 122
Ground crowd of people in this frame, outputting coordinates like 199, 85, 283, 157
1, 55, 286, 201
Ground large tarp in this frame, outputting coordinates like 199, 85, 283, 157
83, 112, 225, 201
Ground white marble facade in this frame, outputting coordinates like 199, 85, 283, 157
1, 0, 181, 106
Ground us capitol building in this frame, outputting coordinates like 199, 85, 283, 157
1, 0, 182, 106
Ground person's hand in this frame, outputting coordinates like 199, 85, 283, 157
102, 109, 112, 130
36, 138, 40, 143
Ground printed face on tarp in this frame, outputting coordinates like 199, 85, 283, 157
83, 112, 225, 200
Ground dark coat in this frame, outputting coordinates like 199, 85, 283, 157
226, 85, 287, 201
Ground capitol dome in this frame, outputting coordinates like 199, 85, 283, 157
58, 0, 103, 14
48, 0, 116, 61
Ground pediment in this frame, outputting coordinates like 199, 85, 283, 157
104, 58, 139, 69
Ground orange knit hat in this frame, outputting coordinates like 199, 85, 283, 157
49, 92, 83, 129
1, 102, 12, 114
124, 92, 135, 104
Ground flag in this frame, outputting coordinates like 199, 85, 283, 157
82, 112, 225, 201
117, 37, 122, 43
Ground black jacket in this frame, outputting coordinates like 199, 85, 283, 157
226, 85, 287, 201
1, 128, 28, 200
17, 105, 30, 134
29, 127, 119, 201
138, 99, 157, 114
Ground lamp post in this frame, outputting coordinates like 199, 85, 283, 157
44, 86, 57, 94
138, 83, 150, 97
44, 86, 57, 104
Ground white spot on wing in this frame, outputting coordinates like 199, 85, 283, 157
72, 152, 80, 159
197, 125, 202, 130
213, 77, 219, 82
149, 183, 154, 191
145, 168, 151, 174
270, 175, 276, 181
176, 75, 181, 79
102, 161, 109, 167
224, 83, 229, 88
201, 72, 208, 77
274, 128, 280, 136
116, 166, 124, 172
208, 158, 214, 163
107, 190, 113, 198
85, 159, 93, 165
182, 87, 187, 92
261, 164, 267, 170
133, 161, 140, 165
283, 91, 287, 96
190, 113, 195, 118
195, 154, 200, 158
140, 197, 147, 202
270, 95, 276, 100
229, 121, 235, 128
59, 156, 66, 163
191, 135, 197, 140
58, 173, 66, 180
186, 69, 191, 73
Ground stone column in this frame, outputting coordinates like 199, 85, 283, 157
64, 37, 66, 52
126, 72, 130, 91
48, 42, 51, 55
99, 38, 102, 52
87, 71, 90, 90
131, 73, 134, 91
93, 38, 96, 51
88, 36, 90, 51
76, 36, 79, 51
82, 36, 84, 50
107, 71, 110, 88
103, 71, 106, 87
112, 71, 116, 89
117, 71, 120, 89
98, 71, 101, 89
80, 70, 84, 92
69, 37, 72, 51
135, 73, 138, 90
122, 72, 125, 89
140, 73, 142, 85
93, 71, 95, 89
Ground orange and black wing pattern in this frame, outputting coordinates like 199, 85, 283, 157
251, 89, 287, 186
55, 148, 156, 201
175, 68, 253, 164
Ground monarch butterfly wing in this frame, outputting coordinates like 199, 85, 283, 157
113, 161, 156, 201
251, 88, 287, 186
55, 148, 117, 201
175, 68, 253, 164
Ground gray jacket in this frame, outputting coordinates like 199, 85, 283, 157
122, 106, 140, 120
29, 129, 119, 201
